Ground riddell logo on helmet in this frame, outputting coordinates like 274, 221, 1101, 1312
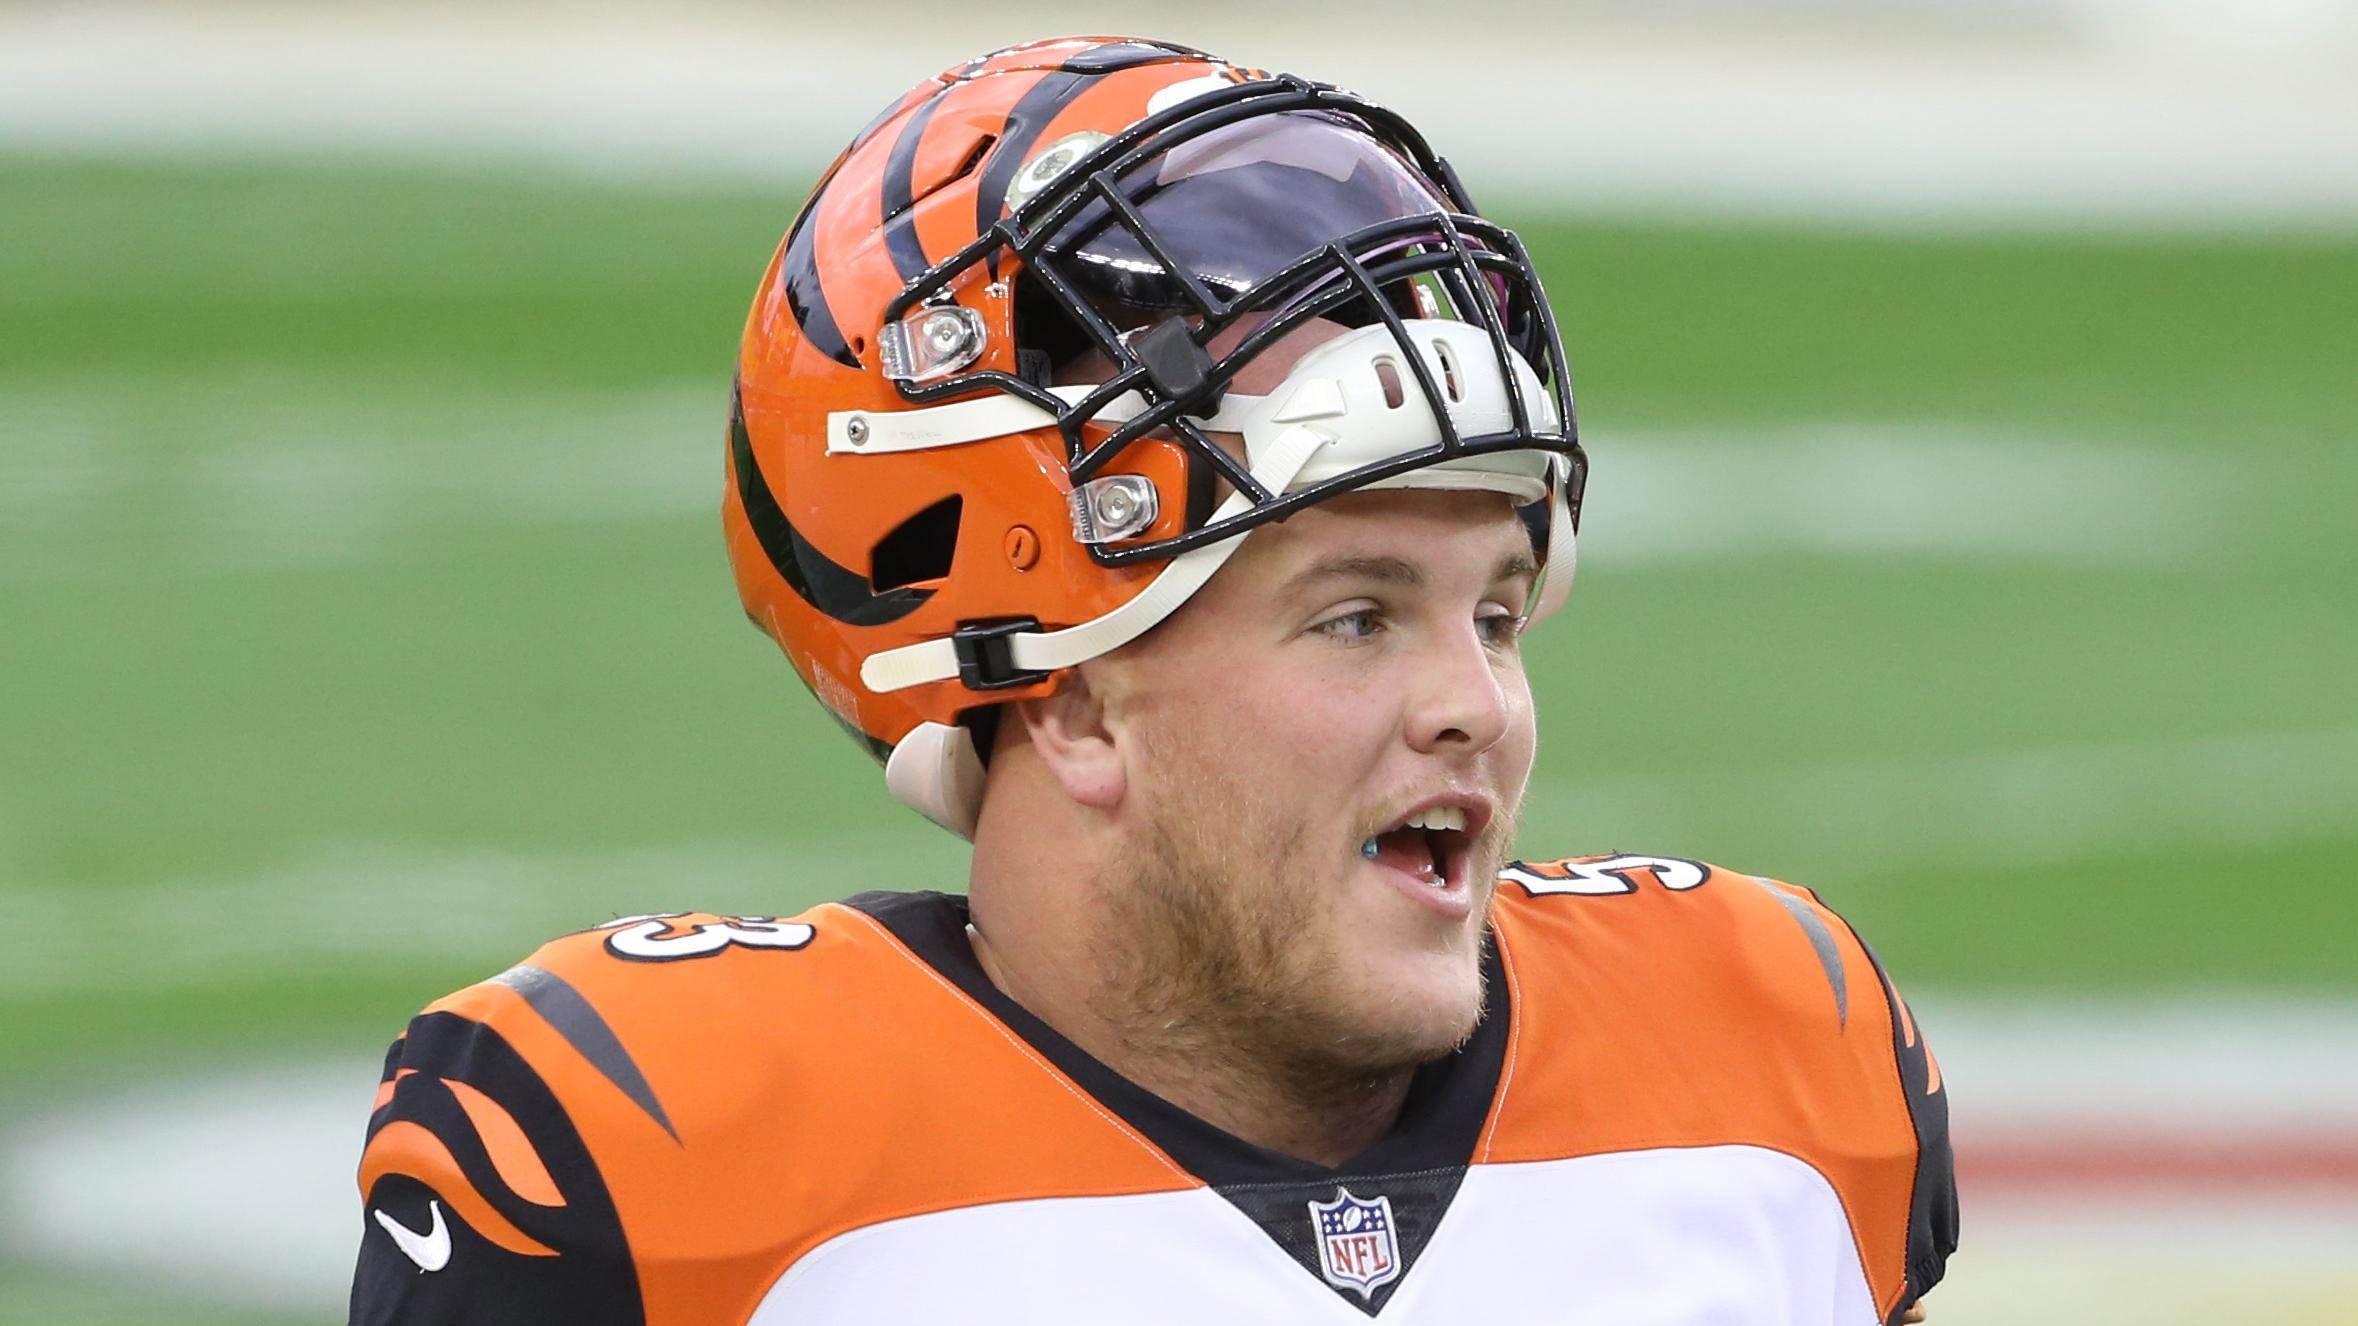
809, 665, 861, 729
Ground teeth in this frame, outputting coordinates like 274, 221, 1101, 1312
1403, 806, 1468, 833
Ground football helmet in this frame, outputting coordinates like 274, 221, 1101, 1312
726, 36, 1586, 836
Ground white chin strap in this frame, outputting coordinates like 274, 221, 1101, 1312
862, 319, 1578, 837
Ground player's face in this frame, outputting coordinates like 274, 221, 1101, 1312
1096, 485, 1540, 1075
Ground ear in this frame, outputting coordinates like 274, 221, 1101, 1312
1011, 668, 1127, 811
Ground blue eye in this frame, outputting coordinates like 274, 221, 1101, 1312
1315, 608, 1383, 641
1478, 611, 1528, 648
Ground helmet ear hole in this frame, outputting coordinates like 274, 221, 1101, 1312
871, 495, 965, 591
1014, 272, 1099, 379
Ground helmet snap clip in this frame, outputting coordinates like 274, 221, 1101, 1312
879, 302, 987, 383
950, 618, 1051, 691
1068, 475, 1160, 544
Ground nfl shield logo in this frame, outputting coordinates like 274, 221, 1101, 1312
1308, 1188, 1401, 1298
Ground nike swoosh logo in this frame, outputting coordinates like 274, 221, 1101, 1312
373, 1198, 452, 1273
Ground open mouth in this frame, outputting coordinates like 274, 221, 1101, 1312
1360, 804, 1476, 895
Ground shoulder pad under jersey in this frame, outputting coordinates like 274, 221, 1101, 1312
1488, 853, 1958, 1325
348, 893, 1201, 1325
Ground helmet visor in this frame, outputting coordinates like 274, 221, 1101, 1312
1043, 111, 1455, 310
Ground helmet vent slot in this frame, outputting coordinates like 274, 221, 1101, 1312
954, 135, 997, 184
1435, 338, 1463, 402
909, 132, 1001, 208
871, 495, 964, 591
1373, 356, 1406, 409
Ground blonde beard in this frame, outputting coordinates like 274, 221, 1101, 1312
1086, 728, 1504, 1099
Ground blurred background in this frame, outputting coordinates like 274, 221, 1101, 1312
2, 0, 2353, 1321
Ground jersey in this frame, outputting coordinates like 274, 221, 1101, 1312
347, 854, 1957, 1324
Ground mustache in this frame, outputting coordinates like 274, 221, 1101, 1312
1475, 790, 1527, 884
1465, 785, 1523, 852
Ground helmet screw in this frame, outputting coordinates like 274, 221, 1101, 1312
1004, 525, 1039, 571
844, 415, 870, 446
923, 310, 970, 358
1096, 486, 1139, 526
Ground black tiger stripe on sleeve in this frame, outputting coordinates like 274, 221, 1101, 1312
1835, 925, 1960, 1326
348, 1012, 645, 1326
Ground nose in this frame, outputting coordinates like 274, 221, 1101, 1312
1403, 621, 1514, 757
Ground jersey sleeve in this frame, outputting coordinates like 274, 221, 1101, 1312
347, 1003, 647, 1325
1839, 914, 1960, 1324
1760, 874, 1959, 1324
1490, 854, 1960, 1325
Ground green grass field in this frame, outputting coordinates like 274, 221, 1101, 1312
2, 150, 2355, 1322
4, 153, 2354, 1083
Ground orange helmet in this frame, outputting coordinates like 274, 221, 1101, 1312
726, 36, 1586, 836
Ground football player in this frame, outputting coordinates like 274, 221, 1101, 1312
349, 36, 1955, 1324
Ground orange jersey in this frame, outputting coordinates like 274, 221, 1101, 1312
348, 854, 1955, 1323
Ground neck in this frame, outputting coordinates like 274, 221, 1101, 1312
967, 919, 1415, 1167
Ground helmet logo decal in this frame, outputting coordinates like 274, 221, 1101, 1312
1005, 130, 1111, 212
729, 387, 933, 627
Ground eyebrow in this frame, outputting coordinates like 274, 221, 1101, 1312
1288, 550, 1540, 593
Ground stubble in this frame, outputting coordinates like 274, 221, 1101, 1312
1087, 730, 1494, 1110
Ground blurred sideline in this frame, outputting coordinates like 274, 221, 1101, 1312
2, 0, 2354, 228
6, 994, 2356, 1320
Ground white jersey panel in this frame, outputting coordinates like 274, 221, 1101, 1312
748, 1145, 1877, 1324
1400, 1147, 1877, 1323
750, 1185, 1356, 1324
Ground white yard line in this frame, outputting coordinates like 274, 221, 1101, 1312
0, 383, 721, 577
0, 834, 972, 998
2, 1059, 388, 1312
1578, 425, 2211, 568
1524, 724, 2358, 873
0, 383, 2236, 575
0, 725, 2351, 999
1922, 991, 2358, 1135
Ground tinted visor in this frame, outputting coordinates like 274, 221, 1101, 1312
917, 90, 1584, 565
1042, 111, 1455, 312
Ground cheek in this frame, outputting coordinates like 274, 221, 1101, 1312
1129, 665, 1386, 886
1234, 670, 1395, 796
1162, 655, 1389, 771
1486, 673, 1540, 816
1503, 672, 1538, 774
